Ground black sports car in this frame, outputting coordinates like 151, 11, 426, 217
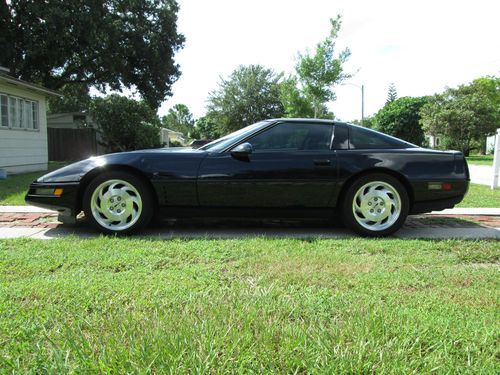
26, 119, 469, 236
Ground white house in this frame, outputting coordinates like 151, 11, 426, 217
425, 134, 442, 149
160, 127, 186, 147
0, 68, 60, 175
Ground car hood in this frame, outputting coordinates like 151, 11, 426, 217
37, 148, 208, 183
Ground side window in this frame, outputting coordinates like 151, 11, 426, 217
349, 125, 406, 149
332, 125, 349, 150
248, 123, 332, 152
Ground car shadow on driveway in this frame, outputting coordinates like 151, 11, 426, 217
31, 216, 500, 240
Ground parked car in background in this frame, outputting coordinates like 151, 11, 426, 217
25, 119, 470, 236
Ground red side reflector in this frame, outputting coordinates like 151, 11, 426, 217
441, 183, 452, 191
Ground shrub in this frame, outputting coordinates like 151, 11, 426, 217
91, 95, 161, 152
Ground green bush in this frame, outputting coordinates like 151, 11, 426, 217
91, 95, 161, 152
374, 97, 427, 146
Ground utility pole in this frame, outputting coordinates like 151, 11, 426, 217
342, 82, 365, 125
361, 84, 365, 126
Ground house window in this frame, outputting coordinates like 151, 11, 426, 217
0, 95, 7, 127
0, 93, 39, 130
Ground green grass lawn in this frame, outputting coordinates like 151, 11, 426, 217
466, 154, 493, 166
458, 183, 500, 208
0, 162, 67, 205
0, 237, 497, 372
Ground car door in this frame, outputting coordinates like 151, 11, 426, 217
197, 121, 338, 208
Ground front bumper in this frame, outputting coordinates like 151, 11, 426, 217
25, 182, 81, 217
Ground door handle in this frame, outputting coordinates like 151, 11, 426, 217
314, 159, 331, 166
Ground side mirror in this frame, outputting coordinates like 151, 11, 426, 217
231, 142, 253, 159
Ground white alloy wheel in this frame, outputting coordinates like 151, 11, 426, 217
90, 179, 142, 231
352, 180, 401, 232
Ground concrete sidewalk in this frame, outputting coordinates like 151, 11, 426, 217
468, 164, 493, 186
430, 208, 500, 215
0, 206, 55, 213
1, 224, 499, 240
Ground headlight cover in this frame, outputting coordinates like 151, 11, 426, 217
37, 158, 106, 183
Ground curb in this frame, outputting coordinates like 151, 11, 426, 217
0, 206, 56, 213
1, 226, 499, 240
429, 208, 500, 216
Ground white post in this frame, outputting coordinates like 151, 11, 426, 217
491, 128, 500, 190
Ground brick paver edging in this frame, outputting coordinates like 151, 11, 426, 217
1, 212, 499, 229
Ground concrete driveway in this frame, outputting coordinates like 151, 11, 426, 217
468, 164, 493, 186
1, 207, 499, 240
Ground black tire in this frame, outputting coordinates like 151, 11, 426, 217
341, 173, 409, 237
83, 171, 154, 234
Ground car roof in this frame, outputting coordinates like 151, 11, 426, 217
268, 118, 346, 125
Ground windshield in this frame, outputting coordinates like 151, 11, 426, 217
199, 120, 272, 152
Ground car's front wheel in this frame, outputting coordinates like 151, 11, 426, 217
83, 171, 154, 234
342, 173, 409, 237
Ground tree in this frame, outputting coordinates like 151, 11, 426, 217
194, 115, 220, 139
279, 75, 334, 119
206, 65, 284, 134
161, 104, 195, 137
420, 81, 498, 155
47, 84, 92, 114
351, 116, 374, 129
470, 76, 499, 101
91, 95, 161, 152
374, 97, 427, 145
0, 1, 12, 66
296, 16, 351, 117
279, 76, 315, 118
1, 0, 184, 109
386, 83, 397, 104
469, 76, 500, 124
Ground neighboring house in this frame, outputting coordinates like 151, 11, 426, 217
47, 111, 105, 160
427, 133, 497, 153
47, 112, 95, 129
160, 127, 186, 146
0, 67, 60, 174
426, 134, 441, 149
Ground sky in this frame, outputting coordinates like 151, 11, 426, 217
158, 0, 500, 122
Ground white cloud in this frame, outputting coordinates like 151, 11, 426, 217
159, 0, 500, 122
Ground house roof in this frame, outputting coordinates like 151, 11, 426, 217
47, 112, 89, 119
0, 71, 62, 97
161, 127, 185, 136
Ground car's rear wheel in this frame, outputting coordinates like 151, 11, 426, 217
83, 171, 154, 234
342, 173, 409, 237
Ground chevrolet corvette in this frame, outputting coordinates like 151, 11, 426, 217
26, 119, 469, 236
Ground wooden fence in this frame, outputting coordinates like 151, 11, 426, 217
48, 128, 98, 161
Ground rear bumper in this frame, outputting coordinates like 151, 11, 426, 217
410, 195, 465, 214
410, 178, 469, 214
25, 182, 80, 217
